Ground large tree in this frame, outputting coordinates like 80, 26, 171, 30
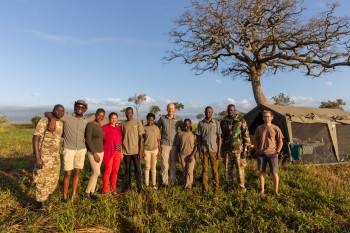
167, 0, 350, 105
128, 93, 147, 119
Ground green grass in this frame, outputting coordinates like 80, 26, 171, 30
0, 123, 350, 232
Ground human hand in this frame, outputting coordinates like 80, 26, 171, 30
93, 154, 100, 163
138, 151, 143, 160
187, 155, 193, 162
36, 157, 43, 169
48, 119, 56, 132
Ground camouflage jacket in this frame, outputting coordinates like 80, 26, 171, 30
34, 117, 63, 155
220, 115, 251, 153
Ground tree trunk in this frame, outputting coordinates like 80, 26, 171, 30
249, 67, 269, 105
251, 79, 268, 105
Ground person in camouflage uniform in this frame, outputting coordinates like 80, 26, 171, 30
220, 104, 251, 191
33, 104, 64, 208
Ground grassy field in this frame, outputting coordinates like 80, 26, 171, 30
0, 124, 350, 232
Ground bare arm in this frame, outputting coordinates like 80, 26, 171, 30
190, 135, 197, 158
138, 121, 145, 158
276, 128, 284, 153
138, 136, 143, 158
32, 135, 43, 169
32, 118, 48, 169
241, 119, 251, 151
44, 112, 56, 132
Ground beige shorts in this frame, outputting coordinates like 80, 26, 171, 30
63, 148, 87, 171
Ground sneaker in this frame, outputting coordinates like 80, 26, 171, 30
152, 185, 158, 190
36, 200, 47, 209
87, 193, 98, 200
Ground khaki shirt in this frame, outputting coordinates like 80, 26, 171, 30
196, 118, 221, 153
254, 124, 284, 155
157, 115, 183, 146
122, 119, 145, 155
61, 113, 93, 150
144, 125, 161, 151
34, 117, 63, 155
176, 131, 196, 156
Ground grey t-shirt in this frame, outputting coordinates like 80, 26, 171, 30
61, 113, 93, 150
157, 115, 183, 146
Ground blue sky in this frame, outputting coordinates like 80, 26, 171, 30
0, 0, 350, 119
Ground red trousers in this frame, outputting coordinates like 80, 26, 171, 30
102, 152, 122, 193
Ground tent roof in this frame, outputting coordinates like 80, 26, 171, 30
255, 104, 350, 123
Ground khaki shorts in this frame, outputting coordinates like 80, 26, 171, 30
63, 148, 87, 171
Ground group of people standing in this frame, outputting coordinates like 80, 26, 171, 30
32, 100, 283, 209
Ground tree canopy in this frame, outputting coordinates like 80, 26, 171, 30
167, 0, 350, 105
173, 102, 185, 111
149, 105, 161, 115
128, 94, 147, 119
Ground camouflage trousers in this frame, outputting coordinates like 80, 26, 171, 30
224, 151, 247, 190
33, 152, 60, 202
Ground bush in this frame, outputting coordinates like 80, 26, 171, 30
31, 115, 41, 127
0, 115, 7, 124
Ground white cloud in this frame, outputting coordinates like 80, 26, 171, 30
28, 30, 167, 48
290, 96, 320, 107
82, 96, 257, 116
144, 95, 154, 103
84, 98, 128, 106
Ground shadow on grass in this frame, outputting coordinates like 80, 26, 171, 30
0, 155, 37, 208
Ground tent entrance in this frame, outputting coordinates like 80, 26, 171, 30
291, 122, 337, 163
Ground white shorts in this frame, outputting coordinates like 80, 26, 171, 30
63, 148, 87, 171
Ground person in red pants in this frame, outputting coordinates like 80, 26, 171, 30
102, 112, 123, 194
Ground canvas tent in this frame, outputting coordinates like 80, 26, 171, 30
245, 104, 350, 164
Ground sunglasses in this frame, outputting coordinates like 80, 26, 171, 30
75, 105, 86, 109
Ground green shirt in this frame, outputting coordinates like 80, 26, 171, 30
85, 121, 104, 153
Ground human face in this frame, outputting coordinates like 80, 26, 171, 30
147, 117, 155, 126
167, 104, 176, 117
95, 111, 105, 123
109, 114, 118, 126
53, 106, 65, 119
227, 106, 236, 117
263, 112, 273, 125
184, 121, 191, 131
74, 104, 87, 116
125, 109, 133, 120
205, 108, 213, 120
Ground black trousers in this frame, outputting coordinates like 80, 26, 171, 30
123, 154, 142, 192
